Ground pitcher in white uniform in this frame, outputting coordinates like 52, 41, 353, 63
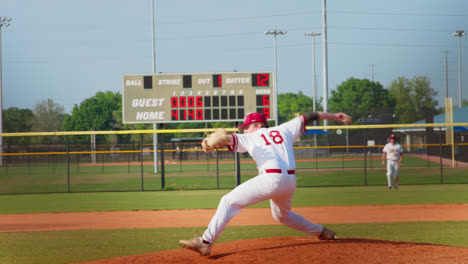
179, 111, 352, 256
381, 134, 403, 190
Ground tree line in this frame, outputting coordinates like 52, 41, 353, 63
3, 75, 466, 145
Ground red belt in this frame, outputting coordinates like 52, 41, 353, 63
265, 169, 295, 174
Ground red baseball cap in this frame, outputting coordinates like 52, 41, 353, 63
390, 134, 397, 139
238, 112, 267, 131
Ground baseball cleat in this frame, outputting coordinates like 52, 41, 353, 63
318, 227, 336, 240
179, 235, 211, 256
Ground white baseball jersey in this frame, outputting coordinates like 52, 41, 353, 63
382, 142, 403, 161
228, 115, 306, 172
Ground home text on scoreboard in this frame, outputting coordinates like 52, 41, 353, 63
122, 72, 275, 124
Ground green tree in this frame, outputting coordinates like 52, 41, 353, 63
31, 99, 65, 132
388, 76, 438, 123
3, 107, 34, 144
29, 99, 65, 143
277, 91, 322, 124
62, 91, 121, 143
462, 99, 468, 108
329, 78, 396, 124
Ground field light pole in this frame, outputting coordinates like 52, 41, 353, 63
322, 0, 329, 127
442, 51, 448, 100
305, 32, 320, 148
453, 30, 466, 108
151, 0, 159, 173
265, 30, 286, 126
304, 32, 320, 114
0, 16, 12, 167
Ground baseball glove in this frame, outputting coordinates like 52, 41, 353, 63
201, 128, 230, 153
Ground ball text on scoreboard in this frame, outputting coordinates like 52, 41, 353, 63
122, 72, 274, 124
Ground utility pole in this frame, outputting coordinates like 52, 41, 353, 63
0, 16, 12, 167
305, 32, 321, 113
151, 0, 159, 173
322, 0, 329, 127
453, 30, 466, 107
265, 30, 287, 126
442, 51, 448, 100
305, 32, 321, 148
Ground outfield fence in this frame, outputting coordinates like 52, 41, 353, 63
0, 123, 467, 194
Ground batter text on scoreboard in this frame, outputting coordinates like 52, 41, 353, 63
122, 72, 275, 124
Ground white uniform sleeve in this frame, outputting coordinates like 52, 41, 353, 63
228, 134, 247, 153
277, 115, 307, 142
382, 144, 389, 153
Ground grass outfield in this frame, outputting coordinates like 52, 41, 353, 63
1, 185, 468, 214
0, 185, 467, 264
0, 161, 467, 194
1, 222, 467, 264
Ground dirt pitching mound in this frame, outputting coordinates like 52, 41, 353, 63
76, 236, 468, 264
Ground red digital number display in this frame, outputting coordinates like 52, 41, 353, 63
256, 95, 270, 106
187, 97, 195, 108
171, 96, 204, 121
179, 97, 187, 108
196, 96, 203, 107
263, 108, 270, 118
171, 110, 178, 120
196, 109, 203, 119
256, 94, 270, 118
213, 74, 222, 87
252, 73, 269, 87
171, 97, 178, 108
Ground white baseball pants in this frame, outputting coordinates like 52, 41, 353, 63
386, 160, 399, 187
202, 172, 323, 243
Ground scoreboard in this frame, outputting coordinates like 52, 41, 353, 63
122, 72, 275, 124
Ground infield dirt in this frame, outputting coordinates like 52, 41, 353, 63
2, 204, 468, 264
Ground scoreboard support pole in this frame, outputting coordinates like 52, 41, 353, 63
151, 0, 158, 174
235, 151, 241, 186
153, 123, 159, 173
235, 121, 241, 186
160, 123, 165, 189
140, 134, 144, 191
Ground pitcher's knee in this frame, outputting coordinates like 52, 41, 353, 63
219, 194, 242, 210
273, 213, 291, 224
219, 195, 231, 208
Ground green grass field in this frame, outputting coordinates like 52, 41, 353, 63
1, 153, 467, 263
0, 185, 467, 264
1, 155, 467, 194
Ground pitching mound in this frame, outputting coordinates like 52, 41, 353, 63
76, 236, 468, 264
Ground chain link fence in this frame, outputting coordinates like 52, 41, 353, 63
0, 123, 467, 194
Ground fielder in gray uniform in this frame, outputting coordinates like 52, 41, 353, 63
179, 111, 352, 256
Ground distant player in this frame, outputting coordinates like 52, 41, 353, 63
179, 111, 352, 256
381, 134, 403, 190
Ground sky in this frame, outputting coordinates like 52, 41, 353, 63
2, 0, 468, 114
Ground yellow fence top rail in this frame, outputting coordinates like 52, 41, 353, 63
1, 123, 468, 137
